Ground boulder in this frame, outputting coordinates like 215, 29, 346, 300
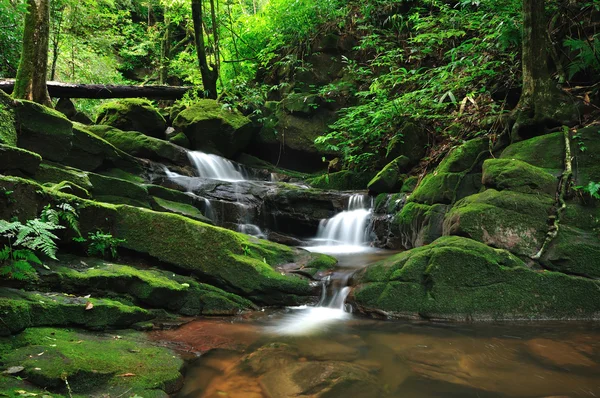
173, 99, 255, 158
385, 122, 429, 164
281, 93, 321, 115
0, 144, 41, 176
368, 155, 410, 194
95, 98, 167, 139
14, 100, 73, 162
87, 124, 188, 165
307, 170, 375, 191
0, 89, 16, 146
55, 97, 93, 124
482, 158, 558, 195
391, 202, 449, 249
351, 236, 600, 320
0, 327, 182, 395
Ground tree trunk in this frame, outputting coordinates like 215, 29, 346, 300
13, 0, 51, 107
512, 0, 579, 141
160, 14, 172, 85
191, 0, 218, 99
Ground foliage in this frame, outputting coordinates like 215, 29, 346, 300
41, 202, 81, 237
0, 0, 26, 77
86, 230, 126, 259
575, 181, 600, 200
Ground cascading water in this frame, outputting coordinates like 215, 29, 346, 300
187, 151, 245, 181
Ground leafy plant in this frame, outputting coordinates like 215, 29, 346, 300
86, 231, 125, 259
575, 181, 600, 200
41, 203, 81, 237
0, 245, 40, 280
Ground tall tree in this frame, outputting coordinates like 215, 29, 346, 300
191, 0, 219, 99
512, 0, 578, 141
13, 0, 52, 107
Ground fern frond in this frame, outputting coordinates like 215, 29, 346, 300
61, 212, 81, 236
0, 245, 10, 261
12, 249, 42, 265
0, 219, 22, 238
41, 205, 60, 225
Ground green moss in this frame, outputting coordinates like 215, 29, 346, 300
391, 202, 447, 248
0, 288, 153, 335
0, 90, 17, 146
0, 144, 41, 175
0, 327, 182, 395
443, 189, 554, 257
88, 173, 149, 202
409, 172, 462, 205
306, 253, 338, 270
173, 99, 254, 157
281, 93, 320, 115
385, 122, 428, 164
400, 176, 419, 193
34, 162, 94, 191
113, 206, 312, 305
152, 196, 211, 223
542, 226, 600, 278
307, 170, 374, 191
14, 100, 74, 162
500, 132, 564, 174
87, 125, 187, 165
353, 236, 600, 320
482, 158, 558, 195
437, 138, 489, 173
367, 156, 410, 194
169, 131, 190, 148
96, 99, 167, 139
101, 167, 145, 183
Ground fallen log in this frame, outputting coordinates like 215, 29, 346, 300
0, 79, 192, 100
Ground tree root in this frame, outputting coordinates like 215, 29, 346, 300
532, 126, 572, 260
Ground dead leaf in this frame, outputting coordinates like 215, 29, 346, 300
83, 294, 91, 298
117, 373, 136, 377
2, 366, 24, 374
37, 352, 44, 356
85, 301, 94, 310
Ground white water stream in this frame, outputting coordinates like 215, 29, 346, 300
187, 151, 245, 181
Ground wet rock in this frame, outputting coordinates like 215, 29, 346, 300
0, 144, 41, 176
0, 89, 17, 146
526, 338, 596, 367
368, 155, 410, 195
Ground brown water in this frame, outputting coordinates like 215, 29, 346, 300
154, 250, 600, 398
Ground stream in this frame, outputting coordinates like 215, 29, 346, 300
153, 151, 600, 398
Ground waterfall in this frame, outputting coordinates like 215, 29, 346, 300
314, 194, 372, 249
187, 151, 245, 181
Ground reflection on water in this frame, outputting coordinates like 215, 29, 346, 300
165, 317, 600, 398
160, 249, 600, 398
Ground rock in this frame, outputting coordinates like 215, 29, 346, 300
443, 189, 553, 257
307, 170, 375, 191
391, 202, 448, 249
368, 155, 410, 194
173, 99, 255, 158
0, 288, 153, 335
0, 89, 17, 146
351, 236, 600, 320
0, 327, 182, 395
526, 338, 596, 367
151, 196, 212, 223
87, 124, 189, 166
55, 97, 93, 124
96, 98, 167, 139
0, 144, 41, 176
41, 259, 253, 316
385, 122, 428, 164
14, 99, 73, 162
168, 131, 190, 148
482, 158, 558, 195
281, 93, 321, 115
500, 131, 564, 175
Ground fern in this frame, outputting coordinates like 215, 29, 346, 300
14, 219, 63, 260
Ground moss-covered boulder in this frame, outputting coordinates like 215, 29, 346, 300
87, 124, 188, 165
368, 156, 410, 194
0, 89, 16, 146
385, 122, 428, 164
96, 99, 167, 139
482, 158, 558, 195
88, 172, 150, 206
409, 138, 488, 205
0, 327, 183, 396
443, 189, 554, 257
0, 144, 41, 176
168, 131, 190, 148
151, 196, 211, 223
14, 99, 74, 162
391, 202, 448, 249
56, 97, 93, 124
0, 288, 153, 335
351, 236, 600, 320
500, 131, 564, 175
307, 170, 375, 191
173, 99, 255, 158
113, 206, 313, 305
281, 93, 321, 115
41, 259, 254, 315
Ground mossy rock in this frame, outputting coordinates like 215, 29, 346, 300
385, 122, 428, 164
367, 156, 410, 194
351, 236, 600, 320
96, 98, 167, 139
482, 158, 558, 195
88, 173, 149, 203
400, 176, 419, 193
281, 93, 321, 115
151, 196, 212, 223
408, 172, 463, 205
0, 89, 17, 146
0, 288, 153, 335
306, 170, 375, 191
391, 202, 448, 249
41, 259, 254, 316
14, 99, 73, 162
500, 131, 564, 175
34, 162, 94, 191
0, 144, 41, 176
101, 167, 145, 184
113, 206, 312, 305
173, 99, 254, 158
65, 123, 142, 173
169, 131, 190, 148
87, 124, 188, 165
56, 97, 93, 124
0, 327, 182, 396
571, 126, 600, 185
542, 225, 600, 278
443, 189, 554, 257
